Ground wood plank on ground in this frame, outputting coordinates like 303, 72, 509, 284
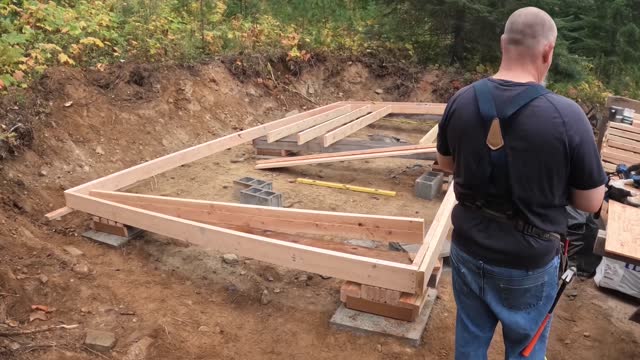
610, 122, 640, 135
608, 128, 640, 142
605, 201, 640, 263
266, 105, 353, 143
66, 192, 419, 293
44, 206, 74, 220
255, 144, 437, 169
602, 148, 640, 165
607, 140, 640, 155
323, 106, 393, 147
297, 105, 371, 145
89, 190, 425, 244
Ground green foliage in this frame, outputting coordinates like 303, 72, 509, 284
1, 0, 639, 107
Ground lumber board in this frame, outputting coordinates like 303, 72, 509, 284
608, 128, 640, 142
418, 125, 438, 145
414, 184, 457, 294
607, 134, 640, 147
323, 106, 393, 147
602, 161, 617, 173
266, 105, 353, 143
65, 102, 344, 195
610, 122, 640, 135
602, 148, 640, 165
44, 206, 74, 220
605, 201, 640, 263
255, 144, 437, 169
607, 140, 640, 155
297, 105, 372, 145
346, 101, 446, 115
345, 296, 417, 321
89, 191, 425, 244
216, 225, 412, 264
66, 192, 419, 293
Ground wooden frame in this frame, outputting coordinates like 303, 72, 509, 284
49, 101, 452, 303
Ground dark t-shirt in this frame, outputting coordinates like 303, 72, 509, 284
437, 78, 607, 270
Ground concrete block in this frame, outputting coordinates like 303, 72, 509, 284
415, 171, 444, 200
239, 187, 263, 205
85, 329, 117, 352
82, 227, 143, 247
255, 190, 283, 207
330, 288, 437, 347
234, 177, 272, 199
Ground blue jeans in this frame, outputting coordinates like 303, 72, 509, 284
450, 243, 559, 360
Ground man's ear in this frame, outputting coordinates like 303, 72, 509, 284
542, 43, 555, 65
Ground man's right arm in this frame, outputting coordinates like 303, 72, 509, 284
566, 103, 607, 213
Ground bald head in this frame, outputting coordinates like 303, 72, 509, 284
503, 7, 557, 51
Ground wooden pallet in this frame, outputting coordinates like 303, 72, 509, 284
602, 122, 640, 172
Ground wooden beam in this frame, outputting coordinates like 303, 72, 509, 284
297, 105, 371, 145
323, 106, 393, 147
346, 101, 446, 115
266, 105, 353, 143
89, 191, 425, 244
607, 140, 640, 155
44, 206, 74, 220
66, 192, 419, 293
413, 184, 456, 294
419, 125, 439, 145
255, 144, 436, 169
602, 148, 640, 165
609, 122, 640, 135
609, 128, 640, 142
605, 201, 640, 263
65, 102, 344, 195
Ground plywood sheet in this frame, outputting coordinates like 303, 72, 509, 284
605, 201, 640, 262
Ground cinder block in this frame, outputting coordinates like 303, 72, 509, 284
255, 190, 283, 207
240, 187, 263, 205
415, 171, 444, 200
233, 177, 272, 198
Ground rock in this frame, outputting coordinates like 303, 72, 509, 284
38, 274, 49, 284
267, 275, 274, 282
260, 289, 271, 305
29, 311, 48, 322
566, 289, 578, 299
95, 146, 105, 155
376, 344, 382, 353
297, 274, 309, 282
122, 336, 153, 360
583, 332, 591, 338
285, 110, 300, 117
214, 326, 223, 334
230, 157, 247, 163
240, 270, 247, 275
72, 262, 90, 275
564, 339, 571, 344
307, 83, 315, 94
222, 254, 239, 265
38, 169, 48, 177
273, 288, 282, 294
246, 88, 258, 97
64, 246, 84, 257
7, 341, 20, 351
198, 326, 211, 332
375, 88, 384, 94
85, 329, 117, 352
80, 307, 90, 313
320, 275, 332, 280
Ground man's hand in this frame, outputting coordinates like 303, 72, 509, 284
437, 152, 455, 173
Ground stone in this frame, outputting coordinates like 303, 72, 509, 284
122, 336, 153, 360
320, 275, 332, 280
273, 288, 282, 294
297, 274, 310, 282
38, 274, 49, 284
260, 289, 271, 305
375, 88, 384, 94
376, 344, 382, 353
38, 169, 48, 177
85, 329, 117, 352
222, 254, 239, 265
64, 246, 84, 257
583, 332, 591, 338
95, 146, 105, 155
267, 275, 274, 282
564, 339, 571, 345
72, 262, 90, 275
198, 326, 211, 332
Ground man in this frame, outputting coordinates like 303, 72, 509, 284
436, 7, 606, 360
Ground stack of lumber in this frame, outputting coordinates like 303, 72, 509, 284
601, 121, 640, 173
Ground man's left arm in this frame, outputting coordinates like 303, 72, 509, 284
437, 102, 455, 173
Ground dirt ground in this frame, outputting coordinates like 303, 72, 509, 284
0, 60, 638, 360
